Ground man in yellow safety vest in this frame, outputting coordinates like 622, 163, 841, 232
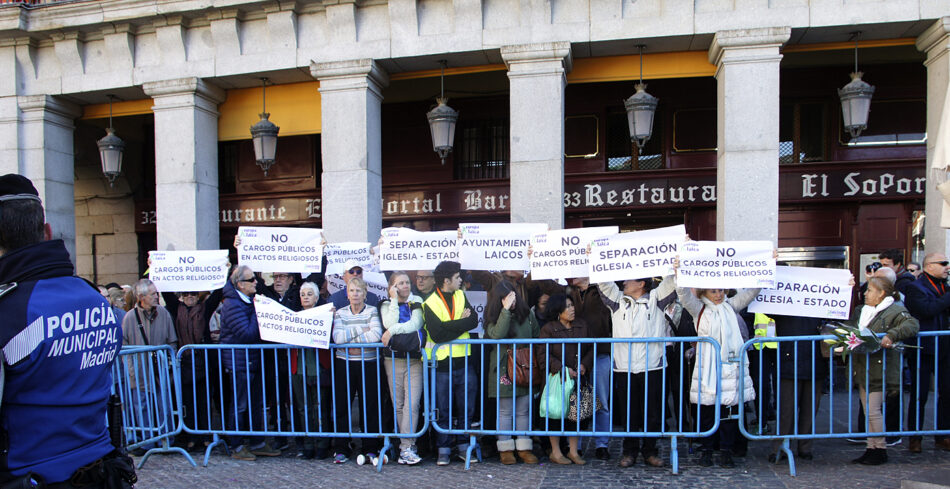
423, 260, 479, 466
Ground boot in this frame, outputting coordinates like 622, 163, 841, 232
859, 448, 887, 465
515, 438, 539, 464
908, 437, 922, 453
497, 439, 517, 465
719, 450, 735, 468
699, 450, 713, 467
851, 449, 872, 464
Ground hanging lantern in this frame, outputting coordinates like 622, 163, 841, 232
250, 78, 280, 175
838, 33, 875, 140
426, 60, 458, 164
624, 45, 658, 150
97, 95, 125, 187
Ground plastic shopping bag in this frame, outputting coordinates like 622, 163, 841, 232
539, 372, 575, 419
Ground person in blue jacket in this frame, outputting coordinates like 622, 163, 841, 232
0, 174, 134, 487
219, 264, 282, 461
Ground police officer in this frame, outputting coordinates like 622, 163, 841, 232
0, 174, 134, 488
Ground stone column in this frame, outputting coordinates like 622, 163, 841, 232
143, 78, 225, 251
501, 42, 571, 230
311, 59, 387, 243
918, 18, 950, 256
708, 27, 790, 244
15, 95, 81, 261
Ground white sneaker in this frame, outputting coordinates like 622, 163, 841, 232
398, 448, 422, 465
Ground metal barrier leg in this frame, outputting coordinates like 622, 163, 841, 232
138, 437, 198, 469
463, 435, 479, 470
780, 439, 796, 477
203, 433, 228, 467
671, 436, 679, 475
377, 436, 391, 473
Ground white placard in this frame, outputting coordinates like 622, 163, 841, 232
327, 270, 388, 300
237, 226, 323, 273
588, 225, 686, 282
324, 242, 372, 275
379, 228, 459, 271
530, 226, 619, 280
458, 223, 548, 271
748, 266, 853, 320
678, 240, 776, 289
255, 295, 334, 349
149, 250, 229, 292
467, 290, 487, 334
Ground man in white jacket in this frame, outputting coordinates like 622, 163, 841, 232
597, 275, 677, 468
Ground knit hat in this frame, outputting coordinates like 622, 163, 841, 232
0, 174, 41, 204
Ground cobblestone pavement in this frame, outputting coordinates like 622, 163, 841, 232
135, 436, 950, 489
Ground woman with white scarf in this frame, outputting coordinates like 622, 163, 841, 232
676, 285, 759, 469
849, 276, 918, 466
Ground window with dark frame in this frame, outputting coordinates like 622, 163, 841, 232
779, 101, 827, 164
454, 118, 510, 180
839, 99, 926, 147
605, 111, 663, 171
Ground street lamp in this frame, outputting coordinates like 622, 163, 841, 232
624, 45, 659, 150
427, 60, 458, 164
97, 95, 125, 187
838, 32, 875, 140
250, 77, 280, 175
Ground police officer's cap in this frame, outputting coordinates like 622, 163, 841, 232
0, 174, 41, 204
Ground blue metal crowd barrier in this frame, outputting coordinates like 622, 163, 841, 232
428, 337, 723, 473
112, 345, 196, 469
176, 343, 430, 471
738, 330, 950, 476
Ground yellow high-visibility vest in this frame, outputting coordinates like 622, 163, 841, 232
424, 289, 471, 361
753, 313, 778, 350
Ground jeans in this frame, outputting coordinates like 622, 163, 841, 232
224, 368, 265, 449
383, 355, 425, 450
434, 363, 477, 453
592, 354, 612, 449
128, 386, 173, 449
496, 394, 530, 442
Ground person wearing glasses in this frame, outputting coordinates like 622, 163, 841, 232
907, 262, 922, 278
160, 287, 224, 451
220, 265, 282, 461
413, 270, 436, 300
904, 253, 950, 454
329, 260, 381, 309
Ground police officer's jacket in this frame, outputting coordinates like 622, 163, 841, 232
0, 239, 120, 483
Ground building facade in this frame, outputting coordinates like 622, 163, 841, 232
0, 0, 946, 285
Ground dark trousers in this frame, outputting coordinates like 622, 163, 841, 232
907, 351, 950, 438
332, 358, 383, 455
615, 369, 664, 457
748, 348, 777, 420
434, 364, 478, 452
224, 367, 265, 449
263, 349, 292, 434
292, 370, 332, 450
699, 404, 737, 452
771, 378, 821, 454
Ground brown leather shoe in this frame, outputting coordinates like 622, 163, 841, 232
517, 450, 539, 464
549, 452, 572, 465
567, 452, 586, 465
908, 437, 922, 453
499, 450, 517, 465
644, 455, 664, 467
936, 438, 950, 451
618, 454, 636, 468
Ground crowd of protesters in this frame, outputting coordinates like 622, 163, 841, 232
99, 239, 950, 470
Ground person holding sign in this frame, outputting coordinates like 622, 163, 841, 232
291, 282, 332, 461
484, 280, 541, 465
378, 272, 426, 466
597, 274, 677, 468
675, 270, 760, 469
422, 261, 479, 466
330, 277, 384, 464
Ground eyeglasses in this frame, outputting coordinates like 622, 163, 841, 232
181, 292, 199, 297
907, 267, 919, 272
272, 274, 291, 280
346, 268, 363, 275
240, 277, 257, 283
927, 261, 950, 267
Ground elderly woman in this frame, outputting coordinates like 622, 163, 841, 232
378, 271, 425, 465
107, 287, 127, 324
290, 282, 332, 460
538, 294, 594, 466
485, 280, 541, 465
676, 285, 759, 469
331, 277, 384, 464
850, 276, 919, 465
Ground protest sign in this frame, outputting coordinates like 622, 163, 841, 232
324, 242, 372, 275
467, 290, 486, 334
255, 295, 334, 349
379, 227, 459, 271
678, 240, 775, 289
237, 226, 323, 273
588, 225, 685, 283
530, 226, 619, 280
458, 222, 547, 271
149, 250, 229, 292
748, 266, 852, 320
327, 270, 388, 300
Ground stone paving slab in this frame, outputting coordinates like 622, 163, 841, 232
134, 437, 950, 489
